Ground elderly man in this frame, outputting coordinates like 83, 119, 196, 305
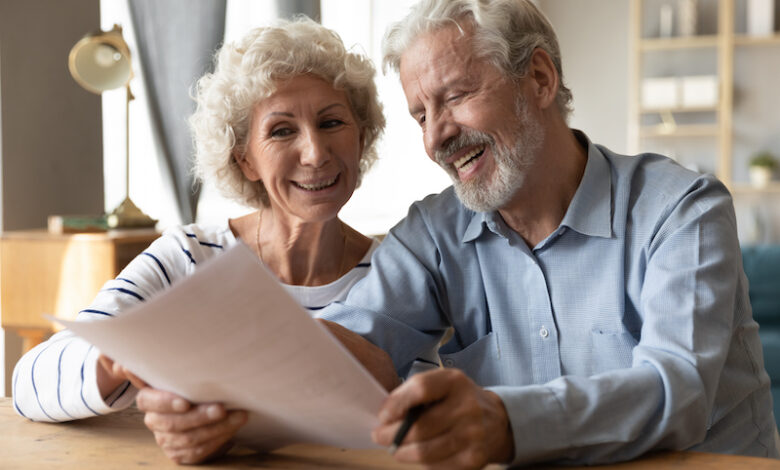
320, 0, 779, 468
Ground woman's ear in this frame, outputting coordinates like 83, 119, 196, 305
526, 48, 559, 111
235, 149, 260, 181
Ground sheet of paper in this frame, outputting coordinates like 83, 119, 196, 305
54, 242, 388, 451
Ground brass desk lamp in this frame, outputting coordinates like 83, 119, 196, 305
68, 24, 156, 229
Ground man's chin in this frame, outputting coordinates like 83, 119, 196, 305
453, 183, 500, 213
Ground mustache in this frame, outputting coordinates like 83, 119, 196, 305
434, 130, 495, 166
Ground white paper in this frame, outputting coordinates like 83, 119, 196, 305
53, 242, 387, 450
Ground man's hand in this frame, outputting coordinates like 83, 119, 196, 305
136, 388, 248, 465
317, 319, 401, 391
372, 368, 514, 469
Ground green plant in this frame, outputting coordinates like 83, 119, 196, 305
749, 152, 778, 169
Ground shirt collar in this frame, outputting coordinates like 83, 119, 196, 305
559, 131, 613, 239
461, 130, 613, 244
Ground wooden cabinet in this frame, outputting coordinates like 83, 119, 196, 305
0, 229, 159, 351
629, 0, 780, 193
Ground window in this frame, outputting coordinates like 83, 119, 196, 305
101, 0, 450, 235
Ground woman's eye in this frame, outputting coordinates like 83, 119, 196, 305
270, 128, 293, 138
321, 119, 344, 129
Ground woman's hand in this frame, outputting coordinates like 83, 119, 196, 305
136, 388, 249, 464
97, 354, 147, 399
98, 354, 248, 464
316, 319, 401, 391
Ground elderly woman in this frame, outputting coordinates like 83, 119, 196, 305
13, 17, 397, 464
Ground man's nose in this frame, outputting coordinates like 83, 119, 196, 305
424, 110, 459, 159
299, 131, 330, 168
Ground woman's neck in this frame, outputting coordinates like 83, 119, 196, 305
231, 209, 370, 286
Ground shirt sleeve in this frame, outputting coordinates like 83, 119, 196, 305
491, 177, 751, 465
11, 230, 192, 422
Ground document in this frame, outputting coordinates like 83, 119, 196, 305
55, 242, 388, 451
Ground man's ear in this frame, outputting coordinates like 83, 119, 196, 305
235, 149, 260, 181
526, 48, 559, 111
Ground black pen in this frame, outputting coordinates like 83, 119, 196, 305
388, 404, 425, 455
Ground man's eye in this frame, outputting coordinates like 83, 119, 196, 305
418, 115, 426, 126
271, 128, 293, 138
321, 119, 344, 129
447, 93, 463, 102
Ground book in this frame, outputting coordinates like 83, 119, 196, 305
47, 214, 108, 234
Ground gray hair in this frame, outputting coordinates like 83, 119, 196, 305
191, 17, 385, 208
382, 0, 572, 121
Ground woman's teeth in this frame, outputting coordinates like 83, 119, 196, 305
295, 176, 338, 191
454, 147, 485, 171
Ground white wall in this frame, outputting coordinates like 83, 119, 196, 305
322, 0, 451, 235
539, 0, 631, 153
0, 0, 102, 397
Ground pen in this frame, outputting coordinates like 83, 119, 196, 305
388, 404, 425, 455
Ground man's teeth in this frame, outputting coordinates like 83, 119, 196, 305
295, 176, 337, 191
454, 147, 485, 170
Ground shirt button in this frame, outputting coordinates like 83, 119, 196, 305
539, 326, 549, 338
444, 359, 454, 367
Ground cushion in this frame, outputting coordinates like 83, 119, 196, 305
741, 245, 780, 325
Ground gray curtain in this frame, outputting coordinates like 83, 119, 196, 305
277, 0, 320, 20
128, 0, 226, 224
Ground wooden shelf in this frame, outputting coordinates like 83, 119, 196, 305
631, 0, 780, 197
734, 34, 780, 46
731, 182, 780, 194
640, 124, 720, 138
640, 106, 719, 114
640, 35, 719, 50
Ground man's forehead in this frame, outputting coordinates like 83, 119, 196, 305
399, 24, 476, 80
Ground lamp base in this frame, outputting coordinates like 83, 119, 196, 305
106, 197, 157, 229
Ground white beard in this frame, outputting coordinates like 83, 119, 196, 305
435, 98, 544, 213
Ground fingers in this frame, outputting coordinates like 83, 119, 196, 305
143, 403, 224, 433
154, 410, 248, 465
136, 388, 192, 414
393, 429, 488, 469
377, 368, 458, 424
372, 398, 454, 446
136, 388, 249, 465
373, 368, 514, 469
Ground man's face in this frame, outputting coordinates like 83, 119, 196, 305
399, 24, 544, 212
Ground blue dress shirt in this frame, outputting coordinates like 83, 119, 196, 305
320, 133, 779, 465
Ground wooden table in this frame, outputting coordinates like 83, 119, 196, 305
2, 399, 778, 469
0, 229, 158, 352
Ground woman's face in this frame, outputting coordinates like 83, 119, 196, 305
238, 74, 363, 223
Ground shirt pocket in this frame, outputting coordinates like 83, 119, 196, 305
590, 329, 638, 375
439, 332, 500, 386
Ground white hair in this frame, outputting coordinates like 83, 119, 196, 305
191, 17, 385, 208
382, 0, 573, 121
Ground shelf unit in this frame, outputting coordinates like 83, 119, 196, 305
629, 0, 780, 192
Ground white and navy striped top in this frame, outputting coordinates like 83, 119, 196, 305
12, 222, 379, 423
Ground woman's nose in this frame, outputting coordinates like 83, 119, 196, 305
299, 131, 330, 168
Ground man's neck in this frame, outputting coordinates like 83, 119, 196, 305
498, 127, 587, 248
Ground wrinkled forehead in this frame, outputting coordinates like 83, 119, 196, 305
399, 21, 478, 76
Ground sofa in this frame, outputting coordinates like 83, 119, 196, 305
741, 245, 780, 429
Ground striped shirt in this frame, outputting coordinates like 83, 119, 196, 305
12, 222, 378, 422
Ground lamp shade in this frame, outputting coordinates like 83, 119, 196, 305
68, 24, 132, 94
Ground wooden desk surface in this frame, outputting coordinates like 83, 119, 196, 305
1, 399, 778, 469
